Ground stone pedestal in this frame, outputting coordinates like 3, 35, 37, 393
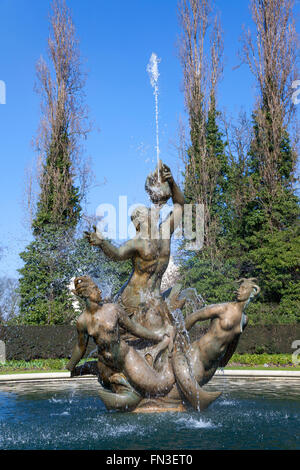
133, 396, 187, 413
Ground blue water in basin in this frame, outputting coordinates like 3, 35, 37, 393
0, 377, 299, 450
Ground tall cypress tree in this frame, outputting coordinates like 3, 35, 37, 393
181, 95, 239, 304
236, 0, 300, 322
32, 133, 82, 235
180, 0, 300, 323
238, 111, 300, 321
18, 0, 89, 324
177, 1, 238, 303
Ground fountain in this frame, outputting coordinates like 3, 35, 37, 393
61, 55, 261, 414
0, 70, 299, 453
147, 52, 161, 180
68, 160, 261, 413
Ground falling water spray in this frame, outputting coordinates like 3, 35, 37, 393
147, 53, 161, 181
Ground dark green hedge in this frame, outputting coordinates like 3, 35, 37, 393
0, 325, 97, 361
1, 324, 299, 360
236, 324, 300, 354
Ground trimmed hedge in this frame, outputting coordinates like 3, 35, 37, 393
0, 325, 97, 361
0, 324, 300, 360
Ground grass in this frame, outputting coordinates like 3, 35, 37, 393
227, 354, 300, 371
0, 358, 69, 374
0, 354, 299, 375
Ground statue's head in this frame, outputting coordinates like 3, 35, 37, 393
235, 278, 261, 302
73, 276, 102, 304
145, 161, 172, 207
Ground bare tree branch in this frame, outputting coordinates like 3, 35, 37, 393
25, 0, 92, 227
241, 0, 299, 211
177, 0, 224, 250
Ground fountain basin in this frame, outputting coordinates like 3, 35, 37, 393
0, 376, 299, 450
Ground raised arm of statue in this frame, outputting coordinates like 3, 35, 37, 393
185, 304, 224, 331
159, 164, 185, 236
163, 164, 185, 207
85, 226, 137, 261
160, 203, 183, 237
98, 238, 137, 261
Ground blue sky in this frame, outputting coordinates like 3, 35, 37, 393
0, 0, 299, 278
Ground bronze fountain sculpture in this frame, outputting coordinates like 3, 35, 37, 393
67, 161, 260, 412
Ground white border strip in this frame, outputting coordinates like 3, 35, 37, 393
0, 369, 300, 384
0, 372, 71, 382
215, 369, 300, 378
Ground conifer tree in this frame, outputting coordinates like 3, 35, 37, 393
238, 0, 300, 321
177, 1, 235, 300
18, 0, 90, 324
179, 0, 300, 322
178, 0, 226, 252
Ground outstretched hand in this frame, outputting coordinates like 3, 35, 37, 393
84, 225, 103, 246
161, 163, 174, 184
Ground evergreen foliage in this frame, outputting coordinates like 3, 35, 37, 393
180, 107, 299, 324
32, 133, 82, 235
18, 1, 92, 325
179, 0, 299, 324
18, 231, 131, 325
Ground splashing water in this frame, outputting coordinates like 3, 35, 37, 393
147, 52, 161, 180
171, 308, 191, 349
178, 288, 206, 311
171, 308, 202, 411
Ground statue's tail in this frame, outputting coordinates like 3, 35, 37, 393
98, 387, 142, 411
123, 347, 175, 397
172, 348, 222, 411
98, 374, 142, 411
